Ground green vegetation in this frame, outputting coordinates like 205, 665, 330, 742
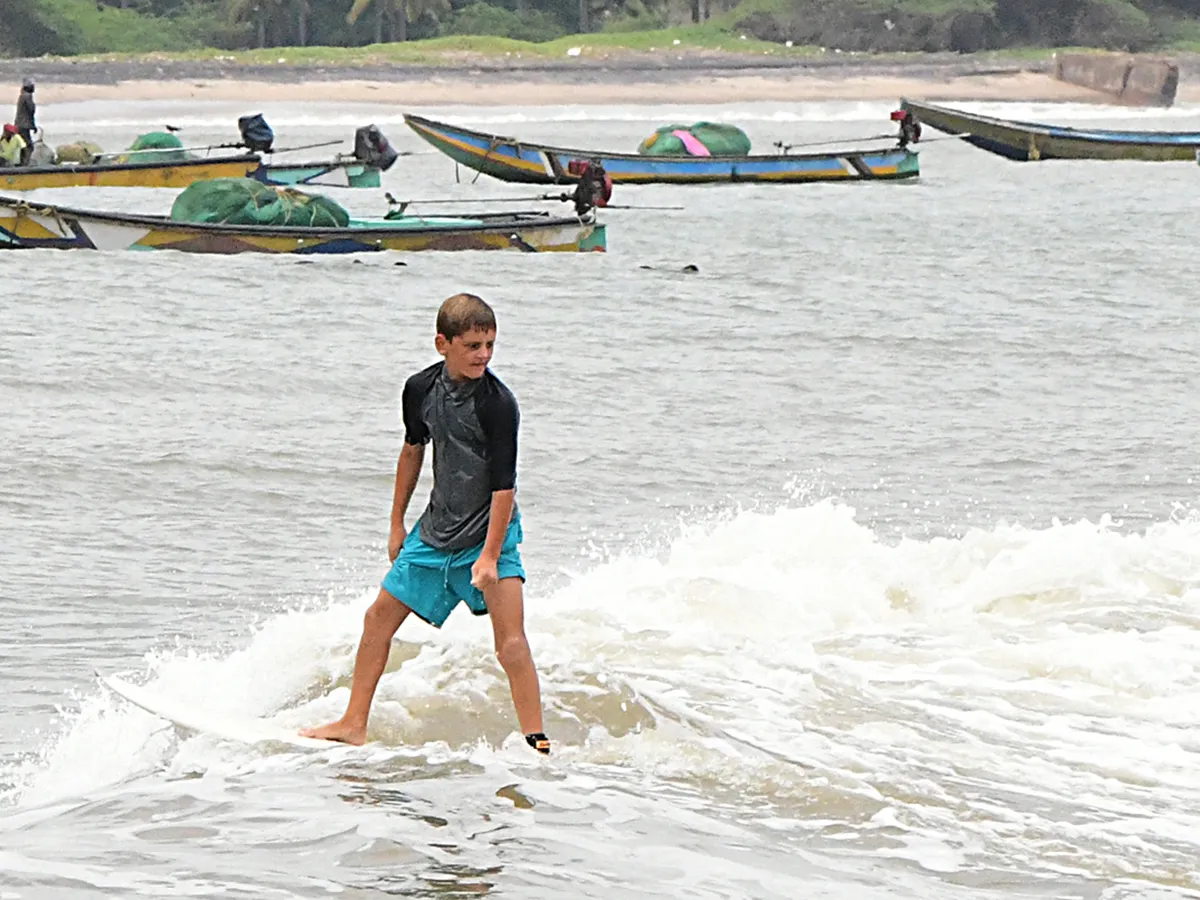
53, 30, 822, 66
445, 3, 564, 41
19, 0, 202, 53
717, 0, 1197, 53
2, 0, 1199, 58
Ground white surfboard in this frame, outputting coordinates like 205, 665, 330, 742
99, 673, 347, 751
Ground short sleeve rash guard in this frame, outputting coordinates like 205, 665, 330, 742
401, 362, 519, 550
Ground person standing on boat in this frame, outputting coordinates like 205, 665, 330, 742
891, 108, 921, 150
15, 78, 36, 165
0, 124, 27, 167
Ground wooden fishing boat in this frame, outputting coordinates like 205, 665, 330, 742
403, 113, 919, 185
900, 98, 1200, 162
0, 120, 398, 190
0, 195, 605, 254
0, 155, 383, 191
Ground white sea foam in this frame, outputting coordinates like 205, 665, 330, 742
41, 99, 1200, 133
7, 500, 1200, 887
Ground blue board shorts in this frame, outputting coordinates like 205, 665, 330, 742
381, 514, 525, 628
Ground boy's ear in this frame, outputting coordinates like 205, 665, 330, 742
435, 333, 450, 355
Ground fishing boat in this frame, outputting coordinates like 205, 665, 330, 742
900, 98, 1200, 162
0, 195, 606, 254
0, 155, 385, 191
403, 113, 919, 185
0, 121, 399, 191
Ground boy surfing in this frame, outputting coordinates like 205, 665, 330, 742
303, 294, 549, 753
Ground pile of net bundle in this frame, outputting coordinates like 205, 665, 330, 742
118, 132, 193, 164
637, 123, 752, 158
170, 178, 351, 228
55, 141, 103, 164
28, 142, 57, 166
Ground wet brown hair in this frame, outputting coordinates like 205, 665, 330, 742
436, 293, 496, 340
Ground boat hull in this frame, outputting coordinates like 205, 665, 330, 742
404, 114, 918, 185
0, 197, 605, 254
0, 155, 383, 190
901, 98, 1200, 162
0, 155, 261, 190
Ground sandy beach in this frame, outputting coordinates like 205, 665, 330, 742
6, 53, 1199, 105
31, 71, 1119, 105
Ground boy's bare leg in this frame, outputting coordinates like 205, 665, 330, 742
484, 577, 544, 736
301, 589, 411, 745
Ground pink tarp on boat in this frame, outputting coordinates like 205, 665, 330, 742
671, 129, 712, 157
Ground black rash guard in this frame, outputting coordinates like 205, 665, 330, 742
402, 361, 519, 551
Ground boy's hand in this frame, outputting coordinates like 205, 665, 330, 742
471, 553, 500, 590
388, 527, 406, 562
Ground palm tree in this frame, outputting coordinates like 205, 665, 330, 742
295, 0, 309, 45
227, 0, 314, 46
348, 0, 401, 42
347, 0, 448, 42
227, 0, 287, 46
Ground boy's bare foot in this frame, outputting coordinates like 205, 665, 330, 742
300, 719, 367, 745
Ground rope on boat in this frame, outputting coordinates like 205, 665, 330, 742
773, 133, 894, 152
383, 193, 684, 212
918, 132, 974, 144
10, 197, 69, 237
472, 137, 504, 185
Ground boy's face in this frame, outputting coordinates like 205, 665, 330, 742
436, 327, 495, 381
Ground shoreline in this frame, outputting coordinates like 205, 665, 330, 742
5, 54, 1200, 105
34, 73, 1106, 106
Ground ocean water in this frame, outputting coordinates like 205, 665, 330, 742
3, 98, 1200, 898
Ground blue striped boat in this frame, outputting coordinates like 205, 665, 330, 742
404, 114, 918, 185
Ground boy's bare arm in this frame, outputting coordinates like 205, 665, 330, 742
389, 443, 425, 558
471, 489, 514, 589
479, 489, 515, 561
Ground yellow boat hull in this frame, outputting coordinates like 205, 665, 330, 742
0, 157, 261, 191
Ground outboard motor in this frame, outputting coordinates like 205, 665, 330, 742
566, 159, 613, 216
238, 113, 275, 153
353, 125, 399, 172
